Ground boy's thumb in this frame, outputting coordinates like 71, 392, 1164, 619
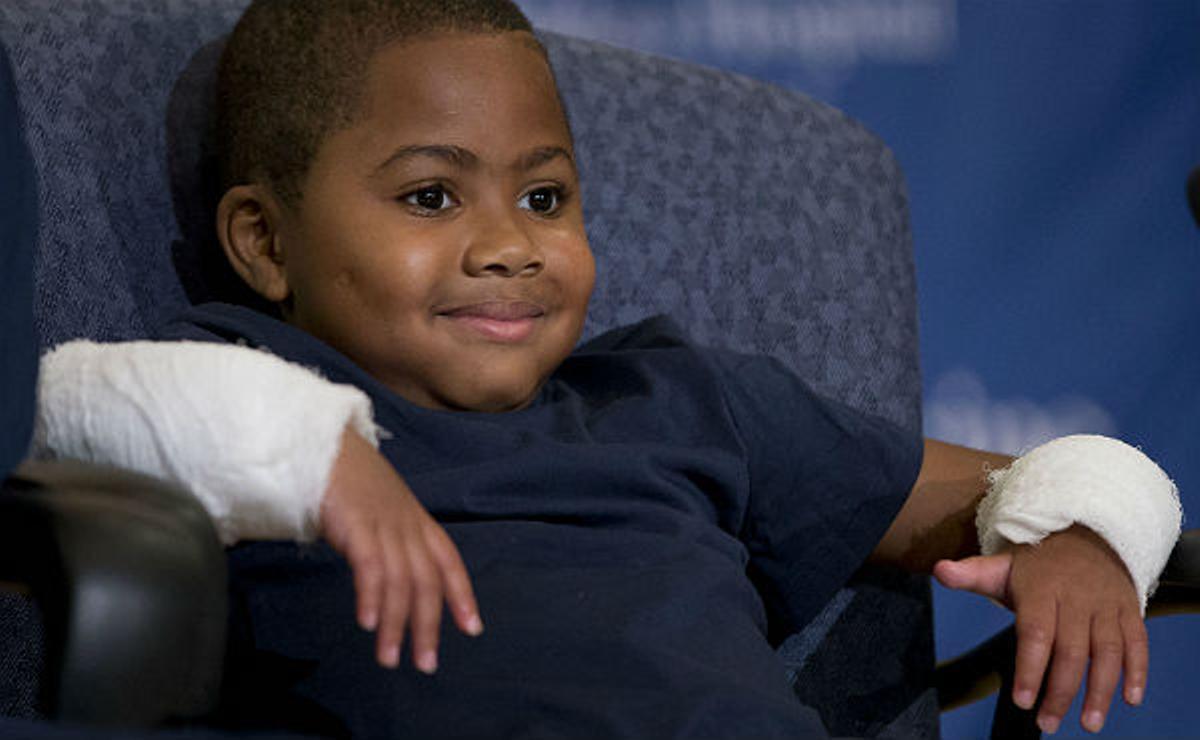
932, 553, 1013, 603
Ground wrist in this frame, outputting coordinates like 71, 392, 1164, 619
977, 434, 1181, 613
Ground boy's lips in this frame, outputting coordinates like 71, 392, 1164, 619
437, 301, 546, 343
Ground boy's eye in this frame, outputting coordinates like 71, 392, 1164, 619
519, 187, 562, 215
403, 185, 455, 212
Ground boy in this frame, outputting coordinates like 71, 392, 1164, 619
34, 0, 1180, 737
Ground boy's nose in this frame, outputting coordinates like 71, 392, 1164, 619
462, 216, 544, 278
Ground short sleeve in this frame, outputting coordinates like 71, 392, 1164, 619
712, 352, 924, 640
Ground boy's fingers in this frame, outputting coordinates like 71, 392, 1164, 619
1081, 613, 1124, 733
1121, 611, 1149, 705
1037, 607, 1090, 735
426, 523, 483, 636
932, 554, 1011, 602
1012, 603, 1055, 710
405, 540, 443, 675
345, 527, 384, 632
376, 535, 413, 669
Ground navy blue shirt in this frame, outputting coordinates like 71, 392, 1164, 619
160, 304, 923, 739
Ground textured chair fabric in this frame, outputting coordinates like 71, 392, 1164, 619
0, 592, 43, 719
0, 1, 932, 736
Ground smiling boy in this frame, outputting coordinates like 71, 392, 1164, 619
33, 0, 1181, 737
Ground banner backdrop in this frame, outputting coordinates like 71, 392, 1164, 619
522, 1, 1200, 737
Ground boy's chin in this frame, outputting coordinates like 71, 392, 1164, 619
423, 376, 546, 414
445, 390, 541, 414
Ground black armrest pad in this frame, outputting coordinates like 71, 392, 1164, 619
1149, 529, 1200, 617
0, 460, 227, 726
1186, 165, 1199, 228
1159, 529, 1200, 586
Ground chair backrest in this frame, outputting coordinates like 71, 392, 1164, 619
0, 1, 931, 735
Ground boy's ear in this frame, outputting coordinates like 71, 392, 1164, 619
216, 184, 291, 303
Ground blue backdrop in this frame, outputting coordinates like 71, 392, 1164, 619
522, 1, 1200, 737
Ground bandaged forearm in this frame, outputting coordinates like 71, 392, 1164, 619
977, 434, 1182, 613
33, 340, 380, 545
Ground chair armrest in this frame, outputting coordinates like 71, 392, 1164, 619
0, 460, 227, 727
935, 622, 1011, 713
1186, 165, 1199, 228
1148, 528, 1200, 616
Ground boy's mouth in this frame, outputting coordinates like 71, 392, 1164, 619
437, 301, 546, 343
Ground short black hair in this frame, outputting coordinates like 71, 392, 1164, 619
216, 0, 542, 206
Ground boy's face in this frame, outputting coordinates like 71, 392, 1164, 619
269, 32, 594, 412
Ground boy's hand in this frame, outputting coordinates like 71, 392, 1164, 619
321, 428, 484, 673
934, 525, 1147, 735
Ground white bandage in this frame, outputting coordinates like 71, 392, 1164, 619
977, 434, 1182, 613
34, 340, 381, 545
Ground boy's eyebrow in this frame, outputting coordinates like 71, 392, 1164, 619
373, 144, 480, 175
372, 144, 574, 175
517, 146, 575, 172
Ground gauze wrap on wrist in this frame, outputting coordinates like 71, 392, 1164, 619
977, 434, 1181, 613
34, 340, 380, 545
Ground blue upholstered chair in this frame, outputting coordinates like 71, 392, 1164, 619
4, 0, 924, 735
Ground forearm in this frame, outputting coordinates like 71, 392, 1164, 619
869, 438, 1013, 571
872, 435, 1181, 603
33, 339, 379, 544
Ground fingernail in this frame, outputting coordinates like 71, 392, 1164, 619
1038, 714, 1061, 735
416, 650, 438, 675
360, 610, 378, 631
1127, 686, 1144, 706
1014, 689, 1035, 710
465, 613, 484, 636
380, 644, 400, 669
1083, 710, 1105, 733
